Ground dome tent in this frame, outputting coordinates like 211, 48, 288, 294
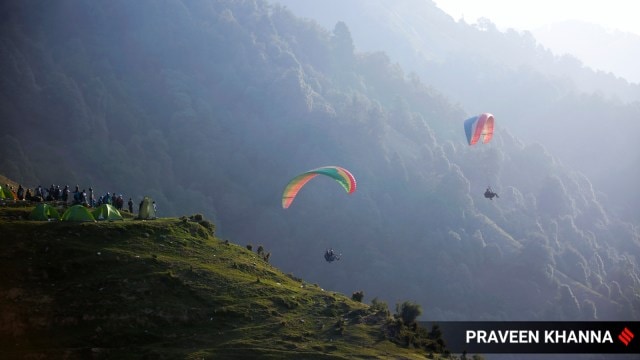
92, 204, 123, 221
29, 203, 60, 221
61, 205, 96, 222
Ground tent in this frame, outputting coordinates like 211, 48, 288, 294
61, 205, 96, 222
0, 185, 15, 200
29, 203, 61, 221
138, 196, 156, 220
92, 204, 123, 221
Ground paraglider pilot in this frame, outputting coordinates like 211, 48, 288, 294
324, 248, 340, 262
484, 186, 499, 200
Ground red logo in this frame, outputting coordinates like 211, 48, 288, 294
618, 327, 634, 346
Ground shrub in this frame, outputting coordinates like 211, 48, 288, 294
257, 245, 264, 255
371, 297, 390, 317
395, 301, 422, 325
246, 244, 253, 251
351, 290, 364, 302
199, 220, 215, 235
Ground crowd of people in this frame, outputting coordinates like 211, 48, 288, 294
9, 183, 138, 214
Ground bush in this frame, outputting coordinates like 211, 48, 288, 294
199, 220, 215, 235
246, 244, 253, 251
352, 290, 364, 302
395, 301, 422, 325
251, 245, 270, 262
371, 297, 390, 317
183, 214, 214, 236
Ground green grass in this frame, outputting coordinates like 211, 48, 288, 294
0, 206, 449, 359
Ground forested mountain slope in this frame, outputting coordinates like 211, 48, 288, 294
1, 0, 638, 322
272, 0, 640, 224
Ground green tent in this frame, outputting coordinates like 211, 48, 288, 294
92, 204, 123, 221
138, 196, 156, 220
29, 203, 61, 221
61, 205, 96, 222
0, 185, 15, 200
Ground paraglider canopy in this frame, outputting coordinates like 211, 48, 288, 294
282, 166, 356, 209
464, 113, 494, 145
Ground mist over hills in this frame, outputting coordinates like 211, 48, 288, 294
272, 0, 640, 223
1, 0, 639, 325
532, 20, 640, 85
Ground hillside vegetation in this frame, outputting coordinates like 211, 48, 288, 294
0, 204, 448, 359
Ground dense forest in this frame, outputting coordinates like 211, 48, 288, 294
1, 0, 639, 322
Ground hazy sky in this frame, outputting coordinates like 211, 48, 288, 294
432, 0, 640, 36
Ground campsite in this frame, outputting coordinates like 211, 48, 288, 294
0, 199, 448, 359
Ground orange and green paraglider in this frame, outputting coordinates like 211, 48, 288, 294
464, 113, 495, 145
282, 166, 357, 209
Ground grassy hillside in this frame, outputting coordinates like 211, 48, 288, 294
0, 204, 448, 359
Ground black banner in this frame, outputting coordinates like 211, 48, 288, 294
417, 321, 640, 354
